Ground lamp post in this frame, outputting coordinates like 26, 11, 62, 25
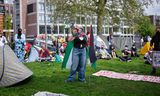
44, 0, 47, 48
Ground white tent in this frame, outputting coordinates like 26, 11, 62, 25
0, 45, 33, 87
27, 46, 39, 62
95, 36, 108, 48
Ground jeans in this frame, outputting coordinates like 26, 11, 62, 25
68, 47, 86, 81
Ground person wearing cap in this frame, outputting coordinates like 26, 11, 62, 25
66, 27, 87, 82
14, 28, 26, 62
150, 27, 160, 74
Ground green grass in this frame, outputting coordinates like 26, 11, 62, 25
0, 57, 160, 96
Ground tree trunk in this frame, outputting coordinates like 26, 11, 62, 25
97, 15, 103, 35
96, 0, 106, 35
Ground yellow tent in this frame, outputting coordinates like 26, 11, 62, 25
140, 42, 153, 55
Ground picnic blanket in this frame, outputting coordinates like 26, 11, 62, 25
93, 70, 160, 83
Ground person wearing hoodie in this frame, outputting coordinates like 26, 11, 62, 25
150, 27, 160, 74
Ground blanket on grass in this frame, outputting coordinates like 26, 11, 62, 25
93, 70, 160, 84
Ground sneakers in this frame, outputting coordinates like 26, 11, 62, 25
65, 80, 74, 83
65, 79, 87, 83
79, 80, 87, 83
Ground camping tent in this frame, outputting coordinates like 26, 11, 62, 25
0, 45, 33, 87
95, 36, 108, 48
27, 46, 39, 62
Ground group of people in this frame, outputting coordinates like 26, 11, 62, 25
1, 26, 160, 83
96, 43, 139, 62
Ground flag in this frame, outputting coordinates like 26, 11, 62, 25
62, 25, 97, 69
62, 41, 74, 69
88, 24, 97, 68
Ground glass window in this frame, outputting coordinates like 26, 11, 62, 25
39, 14, 44, 23
53, 25, 58, 34
76, 16, 80, 24
39, 25, 45, 34
27, 4, 33, 13
109, 27, 112, 33
124, 28, 127, 34
87, 17, 90, 24
39, 3, 44, 12
59, 26, 64, 34
105, 27, 108, 34
39, 25, 52, 34
113, 27, 119, 33
81, 17, 85, 24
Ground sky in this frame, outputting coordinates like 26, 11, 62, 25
144, 0, 160, 15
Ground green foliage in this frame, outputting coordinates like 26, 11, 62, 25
3, 15, 12, 31
0, 58, 160, 96
48, 0, 155, 35
136, 16, 155, 37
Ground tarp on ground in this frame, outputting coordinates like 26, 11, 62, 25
0, 45, 33, 87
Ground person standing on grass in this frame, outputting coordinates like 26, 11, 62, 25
66, 27, 88, 82
0, 31, 8, 47
107, 32, 113, 50
150, 27, 160, 74
14, 28, 26, 62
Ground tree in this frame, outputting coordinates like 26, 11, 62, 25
136, 16, 155, 37
3, 14, 12, 43
48, 0, 156, 35
3, 14, 12, 30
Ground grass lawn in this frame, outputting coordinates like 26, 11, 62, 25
0, 57, 160, 96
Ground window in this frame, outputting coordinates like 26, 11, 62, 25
59, 26, 65, 34
39, 3, 44, 12
0, 6, 4, 13
81, 17, 85, 24
87, 17, 90, 24
39, 14, 44, 23
39, 25, 52, 34
76, 16, 80, 24
105, 27, 109, 34
113, 27, 119, 33
53, 25, 58, 34
27, 4, 33, 13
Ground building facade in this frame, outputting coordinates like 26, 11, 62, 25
13, 0, 27, 34
149, 15, 160, 28
14, 0, 134, 37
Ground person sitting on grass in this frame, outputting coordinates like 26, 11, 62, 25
98, 45, 111, 60
131, 44, 139, 57
119, 45, 132, 62
39, 44, 51, 62
110, 45, 118, 58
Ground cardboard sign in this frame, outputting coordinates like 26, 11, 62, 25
152, 51, 160, 68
